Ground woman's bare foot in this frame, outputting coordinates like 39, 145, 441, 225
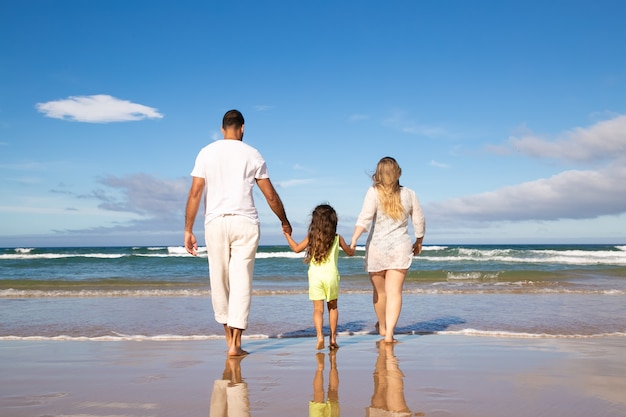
329, 333, 339, 350
316, 338, 325, 350
375, 321, 386, 337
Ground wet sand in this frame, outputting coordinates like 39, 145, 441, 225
2, 334, 625, 416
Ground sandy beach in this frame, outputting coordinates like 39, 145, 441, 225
2, 334, 625, 417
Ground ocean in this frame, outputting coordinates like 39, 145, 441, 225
1, 244, 625, 341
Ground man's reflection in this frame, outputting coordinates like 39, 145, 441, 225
310, 350, 340, 417
366, 342, 412, 417
210, 356, 250, 417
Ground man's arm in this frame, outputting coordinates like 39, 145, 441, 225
256, 177, 292, 235
184, 176, 205, 256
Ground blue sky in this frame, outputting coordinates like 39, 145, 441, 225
1, 0, 626, 247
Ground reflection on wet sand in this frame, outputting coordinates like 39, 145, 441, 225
310, 350, 340, 417
366, 342, 415, 417
209, 356, 250, 417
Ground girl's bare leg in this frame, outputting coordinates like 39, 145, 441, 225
383, 269, 407, 343
370, 272, 387, 337
327, 299, 339, 349
313, 300, 325, 349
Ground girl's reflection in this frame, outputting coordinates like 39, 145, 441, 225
210, 356, 250, 417
310, 350, 340, 417
366, 342, 412, 417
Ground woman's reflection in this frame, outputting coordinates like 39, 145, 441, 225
210, 356, 250, 417
366, 342, 412, 417
310, 350, 340, 417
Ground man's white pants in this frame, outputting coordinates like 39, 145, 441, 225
205, 215, 260, 330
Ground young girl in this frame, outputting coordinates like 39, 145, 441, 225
284, 204, 355, 350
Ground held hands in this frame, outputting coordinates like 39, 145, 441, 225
282, 225, 294, 245
349, 236, 360, 251
350, 226, 365, 252
281, 222, 292, 236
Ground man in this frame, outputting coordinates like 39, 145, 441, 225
184, 109, 291, 356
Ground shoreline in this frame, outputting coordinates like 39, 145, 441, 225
2, 334, 625, 416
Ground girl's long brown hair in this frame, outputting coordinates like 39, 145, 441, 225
372, 157, 404, 221
305, 204, 338, 264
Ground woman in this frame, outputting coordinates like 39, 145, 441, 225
350, 157, 425, 343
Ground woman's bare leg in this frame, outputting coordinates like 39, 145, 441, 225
383, 269, 407, 343
370, 271, 387, 337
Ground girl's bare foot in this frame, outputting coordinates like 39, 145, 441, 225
375, 321, 386, 337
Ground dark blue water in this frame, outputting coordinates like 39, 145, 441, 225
1, 244, 625, 339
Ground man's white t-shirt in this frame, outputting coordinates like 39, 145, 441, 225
190, 139, 269, 226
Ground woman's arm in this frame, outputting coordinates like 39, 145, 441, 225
350, 225, 366, 249
351, 187, 377, 249
409, 189, 425, 255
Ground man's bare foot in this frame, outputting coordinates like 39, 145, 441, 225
228, 347, 249, 357
316, 338, 325, 350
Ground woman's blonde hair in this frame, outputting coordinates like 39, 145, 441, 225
372, 157, 404, 221
305, 204, 338, 264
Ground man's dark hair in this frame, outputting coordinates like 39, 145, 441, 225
222, 109, 245, 129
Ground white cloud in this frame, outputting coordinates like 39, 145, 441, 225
91, 174, 188, 216
36, 94, 164, 123
427, 114, 626, 229
427, 164, 626, 223
507, 115, 626, 162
